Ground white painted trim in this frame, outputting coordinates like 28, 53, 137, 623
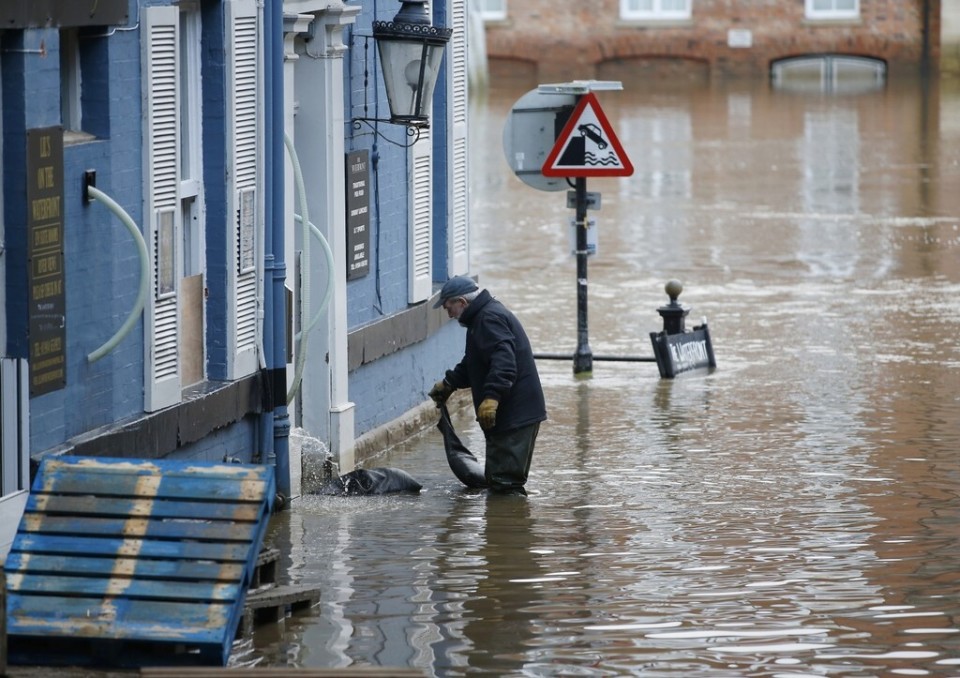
224, 0, 263, 380
447, 0, 469, 277
409, 126, 433, 303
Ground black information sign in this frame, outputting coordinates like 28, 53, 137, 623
345, 150, 370, 281
27, 127, 67, 396
649, 325, 716, 379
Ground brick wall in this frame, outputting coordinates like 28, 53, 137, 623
943, 0, 960, 75
485, 0, 937, 82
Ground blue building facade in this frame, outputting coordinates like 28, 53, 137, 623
0, 0, 471, 552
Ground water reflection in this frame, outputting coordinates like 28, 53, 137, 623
247, 76, 960, 676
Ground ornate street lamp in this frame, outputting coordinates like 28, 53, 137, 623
354, 0, 452, 142
373, 0, 451, 127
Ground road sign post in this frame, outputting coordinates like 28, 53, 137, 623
540, 85, 634, 376
573, 176, 593, 375
503, 81, 635, 376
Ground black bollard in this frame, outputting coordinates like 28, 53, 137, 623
656, 279, 690, 335
649, 279, 716, 378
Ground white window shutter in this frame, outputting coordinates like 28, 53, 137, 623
409, 126, 433, 303
448, 0, 469, 276
142, 5, 181, 412
225, 0, 262, 379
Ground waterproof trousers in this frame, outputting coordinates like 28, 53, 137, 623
485, 422, 540, 493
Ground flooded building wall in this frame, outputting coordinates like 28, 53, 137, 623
942, 0, 960, 74
482, 0, 938, 83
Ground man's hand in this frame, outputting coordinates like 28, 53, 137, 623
477, 398, 498, 430
429, 380, 454, 406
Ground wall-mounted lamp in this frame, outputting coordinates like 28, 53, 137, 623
353, 0, 452, 145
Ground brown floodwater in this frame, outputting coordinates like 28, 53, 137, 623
242, 76, 960, 676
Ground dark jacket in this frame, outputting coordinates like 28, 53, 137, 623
445, 290, 546, 434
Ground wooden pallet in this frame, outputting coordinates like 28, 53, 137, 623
4, 456, 276, 668
243, 584, 321, 626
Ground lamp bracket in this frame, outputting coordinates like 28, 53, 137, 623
352, 118, 424, 148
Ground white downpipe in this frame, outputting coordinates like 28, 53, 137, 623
285, 133, 335, 404
86, 186, 149, 363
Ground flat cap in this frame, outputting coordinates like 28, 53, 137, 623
432, 276, 479, 308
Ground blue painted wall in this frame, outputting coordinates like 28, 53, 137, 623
350, 325, 466, 434
340, 0, 473, 435
0, 3, 260, 462
201, 1, 231, 382
344, 1, 415, 328
1, 25, 148, 452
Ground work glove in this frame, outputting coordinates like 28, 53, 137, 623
429, 379, 454, 406
477, 398, 499, 430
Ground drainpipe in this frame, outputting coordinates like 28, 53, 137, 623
263, 0, 291, 504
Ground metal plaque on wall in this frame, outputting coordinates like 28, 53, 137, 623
27, 127, 66, 396
345, 150, 370, 281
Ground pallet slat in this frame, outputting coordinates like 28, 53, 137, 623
11, 533, 254, 561
7, 594, 230, 642
26, 494, 265, 522
8, 573, 242, 601
4, 456, 276, 668
5, 553, 245, 582
35, 469, 269, 502
19, 514, 258, 542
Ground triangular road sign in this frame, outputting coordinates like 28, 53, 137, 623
541, 92, 634, 178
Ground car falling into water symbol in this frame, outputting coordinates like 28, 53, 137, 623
578, 123, 608, 149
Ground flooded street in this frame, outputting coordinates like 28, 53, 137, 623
248, 77, 960, 675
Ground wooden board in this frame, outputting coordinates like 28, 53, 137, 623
4, 456, 276, 667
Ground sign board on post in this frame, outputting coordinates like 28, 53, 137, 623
649, 325, 716, 378
541, 92, 633, 178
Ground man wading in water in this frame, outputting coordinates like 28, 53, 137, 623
429, 276, 547, 494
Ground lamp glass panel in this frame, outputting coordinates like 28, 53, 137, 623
378, 39, 425, 119
415, 44, 446, 117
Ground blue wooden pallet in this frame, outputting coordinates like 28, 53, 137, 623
4, 456, 276, 667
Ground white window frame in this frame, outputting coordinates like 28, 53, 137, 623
805, 0, 859, 20
478, 0, 506, 21
620, 0, 691, 21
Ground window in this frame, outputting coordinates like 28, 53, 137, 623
59, 29, 82, 132
60, 28, 108, 140
805, 0, 859, 20
478, 0, 506, 21
180, 2, 205, 278
621, 0, 691, 20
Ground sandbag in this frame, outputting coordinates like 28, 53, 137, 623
438, 404, 488, 489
